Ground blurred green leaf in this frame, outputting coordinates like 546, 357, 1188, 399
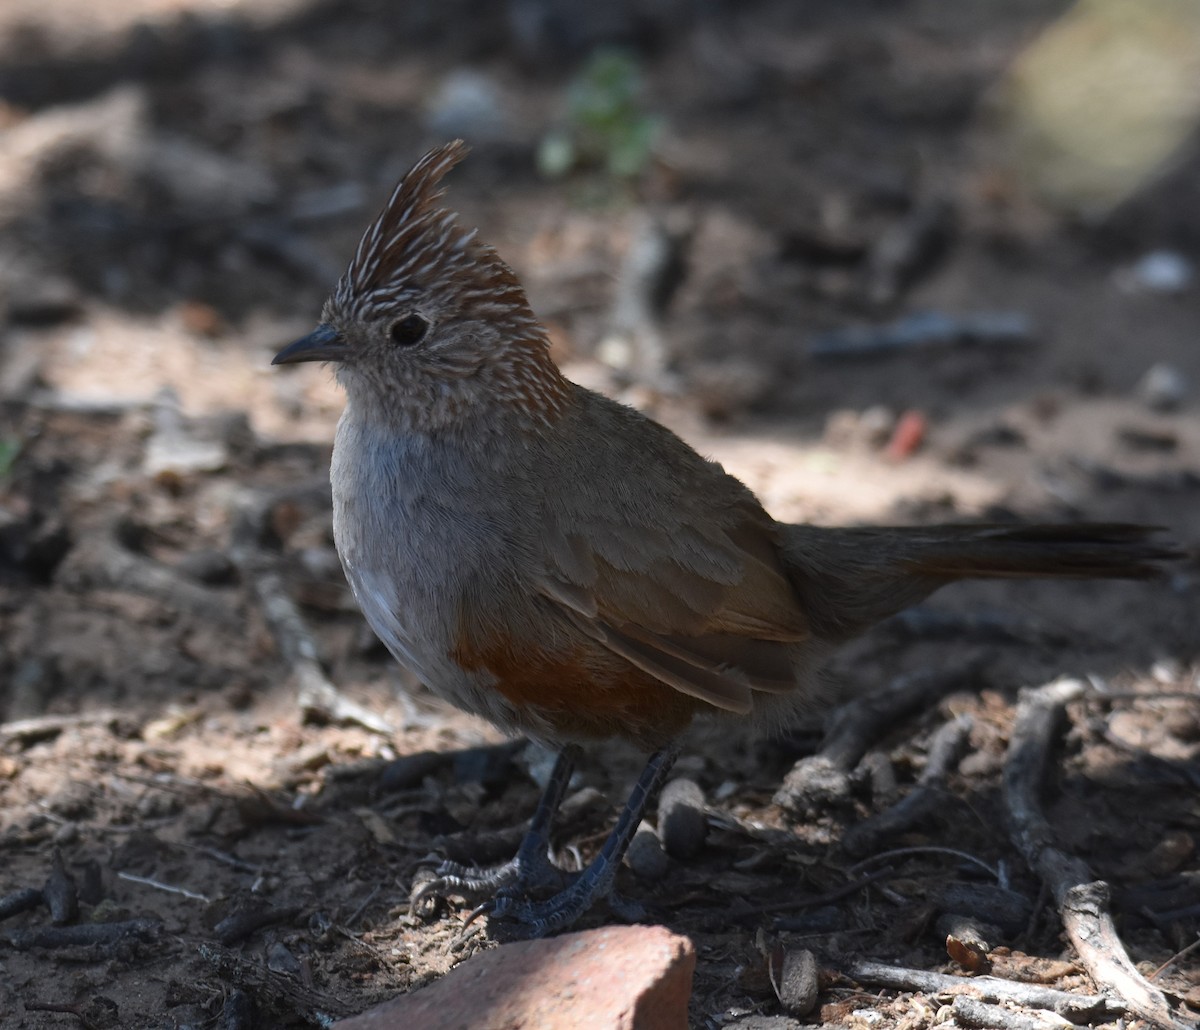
0, 437, 20, 481
541, 48, 660, 184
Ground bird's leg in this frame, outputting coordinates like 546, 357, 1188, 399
411, 745, 579, 909
476, 739, 684, 938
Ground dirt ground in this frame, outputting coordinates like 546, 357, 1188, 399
0, 1, 1198, 1027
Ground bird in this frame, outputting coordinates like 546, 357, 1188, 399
273, 140, 1178, 937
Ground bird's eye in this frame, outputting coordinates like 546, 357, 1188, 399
389, 314, 428, 347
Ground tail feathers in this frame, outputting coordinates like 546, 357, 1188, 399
884, 522, 1180, 580
780, 522, 1181, 641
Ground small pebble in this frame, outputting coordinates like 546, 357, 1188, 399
1137, 362, 1189, 412
1122, 250, 1194, 294
626, 820, 670, 880
777, 948, 819, 1016
424, 69, 510, 142
1150, 657, 1183, 684
657, 778, 708, 860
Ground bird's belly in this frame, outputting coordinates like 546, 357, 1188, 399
342, 557, 534, 729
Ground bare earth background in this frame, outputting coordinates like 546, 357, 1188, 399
0, 1, 1197, 1027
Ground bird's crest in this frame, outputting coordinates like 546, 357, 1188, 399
333, 140, 478, 313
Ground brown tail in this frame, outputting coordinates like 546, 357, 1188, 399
779, 522, 1181, 641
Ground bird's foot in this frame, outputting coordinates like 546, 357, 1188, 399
413, 743, 679, 938
409, 844, 570, 917
465, 851, 642, 939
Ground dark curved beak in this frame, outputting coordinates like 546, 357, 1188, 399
272, 324, 346, 365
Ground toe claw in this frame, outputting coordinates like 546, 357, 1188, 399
409, 875, 449, 920
462, 899, 494, 930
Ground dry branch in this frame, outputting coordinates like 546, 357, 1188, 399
3, 919, 160, 951
843, 712, 973, 854
59, 522, 240, 629
842, 958, 1123, 1023
774, 666, 974, 816
0, 710, 120, 747
1003, 678, 1191, 1030
951, 994, 1074, 1030
0, 887, 44, 921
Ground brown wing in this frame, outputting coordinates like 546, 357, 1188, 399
536, 501, 809, 715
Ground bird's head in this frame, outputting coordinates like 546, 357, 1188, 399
274, 140, 568, 431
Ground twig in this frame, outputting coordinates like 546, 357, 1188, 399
774, 666, 974, 816
0, 710, 120, 747
117, 871, 210, 903
847, 845, 999, 882
843, 714, 973, 854
57, 520, 241, 629
179, 843, 261, 875
230, 488, 393, 735
951, 994, 1074, 1030
3, 919, 161, 950
0, 887, 44, 921
1149, 932, 1200, 981
24, 998, 118, 1030
809, 310, 1032, 359
214, 902, 302, 945
24, 388, 155, 416
344, 884, 382, 930
842, 958, 1124, 1023
1003, 678, 1191, 1030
